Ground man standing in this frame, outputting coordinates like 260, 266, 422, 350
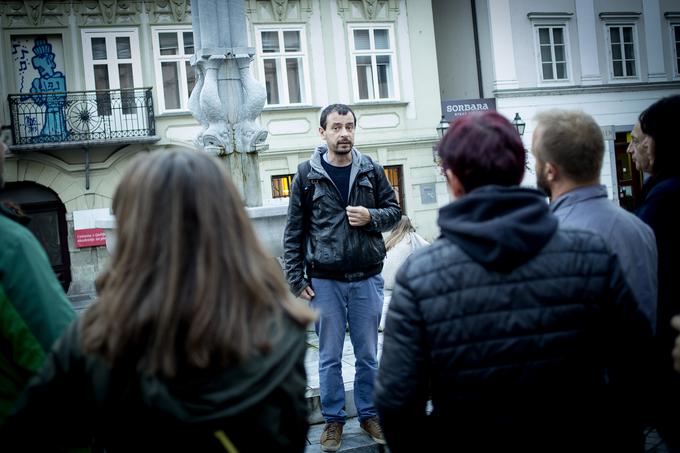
0, 142, 76, 425
284, 103, 400, 451
532, 109, 657, 330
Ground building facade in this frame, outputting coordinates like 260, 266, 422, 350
0, 0, 443, 302
433, 0, 680, 209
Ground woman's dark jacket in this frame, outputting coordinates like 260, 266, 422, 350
1, 314, 309, 452
375, 186, 652, 453
636, 175, 680, 445
283, 146, 401, 295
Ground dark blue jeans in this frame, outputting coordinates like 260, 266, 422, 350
311, 275, 384, 423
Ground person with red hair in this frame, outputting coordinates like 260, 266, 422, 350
375, 111, 652, 453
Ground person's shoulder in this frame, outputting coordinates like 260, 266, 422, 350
548, 227, 610, 255
0, 213, 40, 251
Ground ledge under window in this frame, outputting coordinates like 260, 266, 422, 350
599, 12, 641, 21
262, 105, 322, 112
349, 101, 409, 109
527, 12, 573, 20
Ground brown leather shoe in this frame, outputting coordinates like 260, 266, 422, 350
360, 417, 386, 445
320, 422, 343, 452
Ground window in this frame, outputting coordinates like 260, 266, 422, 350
349, 25, 399, 101
82, 29, 142, 118
152, 28, 195, 112
606, 25, 638, 78
535, 26, 568, 81
271, 174, 294, 198
256, 27, 310, 106
384, 165, 404, 208
672, 24, 680, 77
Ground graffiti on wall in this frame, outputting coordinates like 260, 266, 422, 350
13, 36, 68, 141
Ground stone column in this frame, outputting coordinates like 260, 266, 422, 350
188, 0, 268, 206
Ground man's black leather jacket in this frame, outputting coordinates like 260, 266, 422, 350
283, 146, 401, 296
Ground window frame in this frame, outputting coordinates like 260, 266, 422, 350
532, 24, 572, 85
254, 24, 312, 107
384, 165, 404, 209
151, 26, 195, 114
348, 23, 400, 103
81, 28, 143, 92
604, 23, 641, 82
271, 173, 294, 199
671, 23, 680, 79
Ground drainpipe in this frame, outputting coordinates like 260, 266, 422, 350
471, 0, 483, 98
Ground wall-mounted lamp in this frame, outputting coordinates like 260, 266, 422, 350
433, 115, 449, 163
436, 115, 450, 139
511, 112, 526, 136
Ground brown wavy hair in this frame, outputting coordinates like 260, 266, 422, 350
83, 150, 314, 377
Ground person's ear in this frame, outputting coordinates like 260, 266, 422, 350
445, 169, 466, 198
544, 161, 558, 182
318, 126, 326, 139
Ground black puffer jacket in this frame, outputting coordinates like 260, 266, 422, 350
283, 146, 400, 295
375, 185, 652, 453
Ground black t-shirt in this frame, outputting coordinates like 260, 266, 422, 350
321, 158, 352, 206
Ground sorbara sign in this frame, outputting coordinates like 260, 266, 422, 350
442, 98, 496, 122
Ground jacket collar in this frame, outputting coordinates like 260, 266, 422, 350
550, 184, 607, 214
308, 144, 372, 180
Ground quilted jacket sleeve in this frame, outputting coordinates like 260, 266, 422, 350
375, 262, 430, 452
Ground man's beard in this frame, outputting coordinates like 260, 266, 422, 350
335, 141, 352, 154
536, 168, 551, 198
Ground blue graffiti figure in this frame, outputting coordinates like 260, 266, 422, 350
28, 37, 68, 141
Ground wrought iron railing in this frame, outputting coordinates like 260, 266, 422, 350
8, 87, 156, 146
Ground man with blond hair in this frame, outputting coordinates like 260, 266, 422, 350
532, 109, 657, 330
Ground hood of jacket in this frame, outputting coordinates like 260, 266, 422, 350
308, 144, 370, 187
125, 316, 306, 424
437, 185, 558, 272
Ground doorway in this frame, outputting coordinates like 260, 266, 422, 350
613, 130, 644, 212
1, 182, 72, 292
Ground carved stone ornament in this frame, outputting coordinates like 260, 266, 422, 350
336, 0, 399, 21
149, 0, 192, 24
74, 0, 141, 26
246, 0, 312, 23
271, 0, 287, 21
1, 1, 70, 28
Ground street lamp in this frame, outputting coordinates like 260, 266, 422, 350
436, 115, 450, 139
433, 115, 449, 163
511, 112, 525, 136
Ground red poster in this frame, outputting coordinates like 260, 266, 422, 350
75, 228, 107, 248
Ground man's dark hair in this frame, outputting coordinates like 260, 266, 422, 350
320, 104, 356, 130
639, 94, 680, 178
437, 111, 525, 193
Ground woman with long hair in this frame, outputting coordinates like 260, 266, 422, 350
380, 215, 428, 330
2, 150, 315, 452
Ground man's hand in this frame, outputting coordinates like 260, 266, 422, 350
672, 315, 680, 373
346, 205, 371, 227
299, 285, 316, 301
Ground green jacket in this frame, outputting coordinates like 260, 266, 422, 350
3, 314, 309, 452
0, 204, 76, 424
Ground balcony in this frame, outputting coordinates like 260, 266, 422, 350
7, 87, 160, 150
